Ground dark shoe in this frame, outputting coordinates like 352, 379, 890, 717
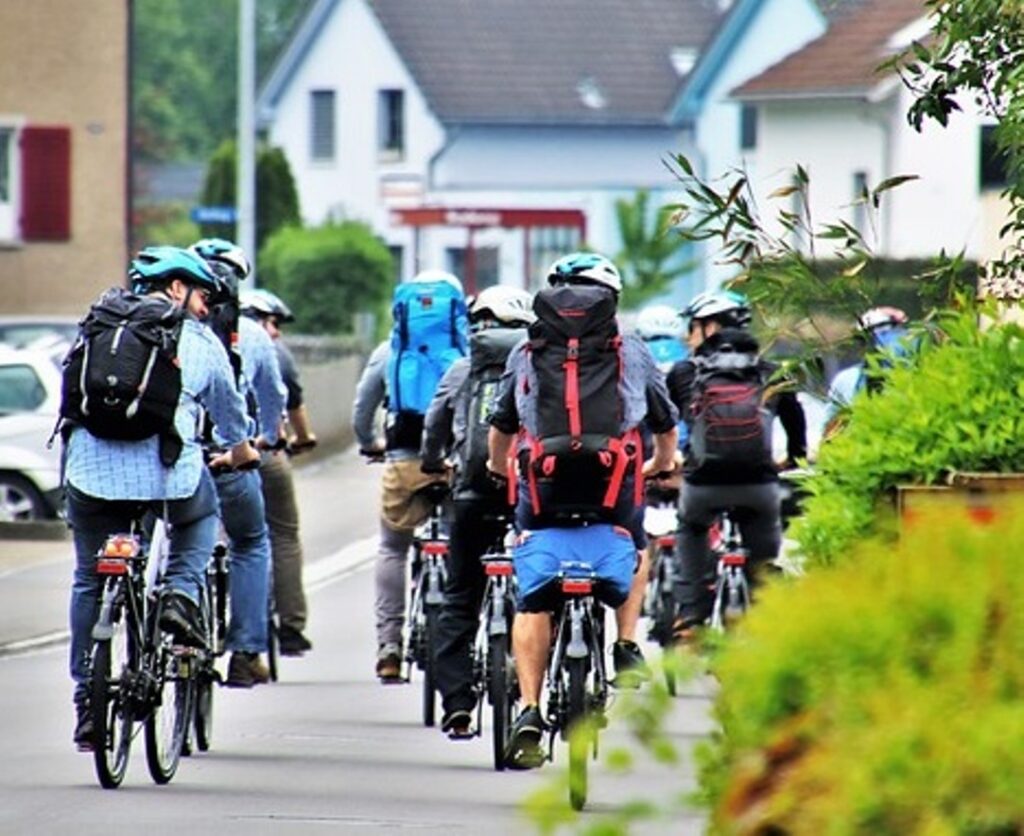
278, 624, 313, 656
376, 643, 403, 683
441, 708, 475, 740
158, 591, 206, 648
225, 652, 270, 688
73, 700, 94, 752
671, 615, 702, 649
505, 705, 546, 770
611, 640, 648, 689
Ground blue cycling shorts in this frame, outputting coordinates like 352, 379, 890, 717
513, 524, 637, 613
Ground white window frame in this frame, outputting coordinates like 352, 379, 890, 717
0, 116, 25, 245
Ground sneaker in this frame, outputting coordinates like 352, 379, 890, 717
441, 708, 475, 740
611, 639, 648, 689
73, 700, 94, 752
225, 652, 270, 688
376, 643, 403, 683
504, 704, 546, 770
278, 624, 313, 656
158, 590, 206, 648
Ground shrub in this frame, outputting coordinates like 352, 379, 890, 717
699, 509, 1024, 833
792, 305, 1024, 565
258, 221, 394, 335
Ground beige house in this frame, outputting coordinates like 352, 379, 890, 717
0, 0, 130, 314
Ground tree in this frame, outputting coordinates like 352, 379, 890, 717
199, 140, 301, 254
258, 222, 394, 334
612, 190, 694, 309
890, 1, 1024, 284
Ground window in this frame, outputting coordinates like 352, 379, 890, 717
310, 90, 336, 161
980, 125, 1008, 190
378, 89, 405, 157
0, 364, 46, 413
0, 123, 71, 243
446, 246, 499, 293
740, 104, 758, 151
852, 171, 869, 238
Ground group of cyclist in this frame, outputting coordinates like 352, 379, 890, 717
64, 241, 317, 751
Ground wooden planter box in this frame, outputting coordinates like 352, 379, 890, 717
898, 472, 1024, 528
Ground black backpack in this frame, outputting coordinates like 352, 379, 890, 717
520, 284, 643, 523
61, 287, 186, 465
688, 348, 772, 470
456, 327, 524, 497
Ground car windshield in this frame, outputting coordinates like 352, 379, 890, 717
0, 323, 78, 349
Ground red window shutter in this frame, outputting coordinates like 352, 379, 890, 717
21, 126, 71, 241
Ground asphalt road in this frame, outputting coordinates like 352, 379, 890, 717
0, 449, 712, 834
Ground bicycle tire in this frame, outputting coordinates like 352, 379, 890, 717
422, 605, 439, 727
144, 644, 193, 785
267, 604, 280, 683
566, 655, 589, 811
488, 633, 514, 771
90, 618, 134, 789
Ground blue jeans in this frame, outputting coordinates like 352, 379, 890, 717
215, 468, 271, 653
66, 471, 219, 688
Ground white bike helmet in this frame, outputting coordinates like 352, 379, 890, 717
240, 288, 295, 322
682, 289, 752, 328
410, 268, 464, 296
636, 304, 685, 340
858, 306, 908, 332
546, 252, 623, 294
469, 285, 536, 326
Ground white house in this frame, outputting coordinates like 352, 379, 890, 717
732, 0, 1010, 267
258, 0, 831, 302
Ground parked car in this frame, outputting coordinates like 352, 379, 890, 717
0, 346, 63, 520
0, 315, 78, 350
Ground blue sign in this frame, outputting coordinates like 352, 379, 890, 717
190, 206, 237, 224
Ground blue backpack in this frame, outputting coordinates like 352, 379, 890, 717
385, 280, 468, 450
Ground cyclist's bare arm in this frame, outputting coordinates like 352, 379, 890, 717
642, 427, 679, 478
487, 427, 515, 477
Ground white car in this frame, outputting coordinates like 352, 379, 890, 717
0, 345, 64, 520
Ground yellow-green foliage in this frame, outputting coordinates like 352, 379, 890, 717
699, 509, 1024, 834
793, 308, 1024, 565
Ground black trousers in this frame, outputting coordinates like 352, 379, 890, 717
435, 498, 508, 715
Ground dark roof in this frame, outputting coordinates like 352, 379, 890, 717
368, 0, 729, 125
734, 0, 928, 99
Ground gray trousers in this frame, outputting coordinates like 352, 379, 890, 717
260, 451, 308, 633
675, 481, 781, 623
376, 523, 415, 647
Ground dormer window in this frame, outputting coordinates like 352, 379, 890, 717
378, 89, 405, 159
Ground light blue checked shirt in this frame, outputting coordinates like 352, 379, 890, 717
66, 318, 250, 500
231, 315, 286, 445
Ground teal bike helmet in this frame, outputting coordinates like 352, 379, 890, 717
129, 246, 219, 294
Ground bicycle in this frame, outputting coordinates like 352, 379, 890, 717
190, 538, 228, 753
404, 485, 450, 727
707, 510, 751, 632
543, 562, 609, 812
88, 518, 206, 788
469, 516, 519, 770
642, 489, 680, 694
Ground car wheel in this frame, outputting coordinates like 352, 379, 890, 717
0, 474, 48, 522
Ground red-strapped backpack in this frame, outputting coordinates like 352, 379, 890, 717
515, 284, 643, 524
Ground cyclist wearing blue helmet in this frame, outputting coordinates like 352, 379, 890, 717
666, 288, 806, 643
65, 246, 259, 749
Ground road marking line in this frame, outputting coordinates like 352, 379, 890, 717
0, 629, 69, 658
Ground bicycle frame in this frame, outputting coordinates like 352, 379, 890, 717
708, 511, 752, 632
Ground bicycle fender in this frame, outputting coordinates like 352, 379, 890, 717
567, 609, 588, 659
92, 622, 115, 641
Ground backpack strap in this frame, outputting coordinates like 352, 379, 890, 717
564, 338, 582, 441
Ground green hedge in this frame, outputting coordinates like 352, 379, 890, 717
698, 512, 1024, 833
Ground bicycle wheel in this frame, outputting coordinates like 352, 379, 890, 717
144, 645, 194, 785
90, 610, 135, 789
422, 605, 439, 727
267, 602, 279, 683
488, 633, 514, 771
566, 656, 589, 811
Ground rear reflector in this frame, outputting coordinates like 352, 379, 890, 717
722, 552, 747, 567
484, 561, 514, 576
561, 578, 593, 595
422, 542, 448, 557
97, 558, 128, 575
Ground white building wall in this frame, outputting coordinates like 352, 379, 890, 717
695, 0, 826, 287
265, 0, 446, 276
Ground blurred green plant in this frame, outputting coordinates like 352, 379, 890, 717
131, 202, 200, 252
698, 509, 1024, 833
258, 220, 394, 334
612, 189, 695, 310
663, 154, 975, 396
200, 140, 302, 256
792, 304, 1024, 566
